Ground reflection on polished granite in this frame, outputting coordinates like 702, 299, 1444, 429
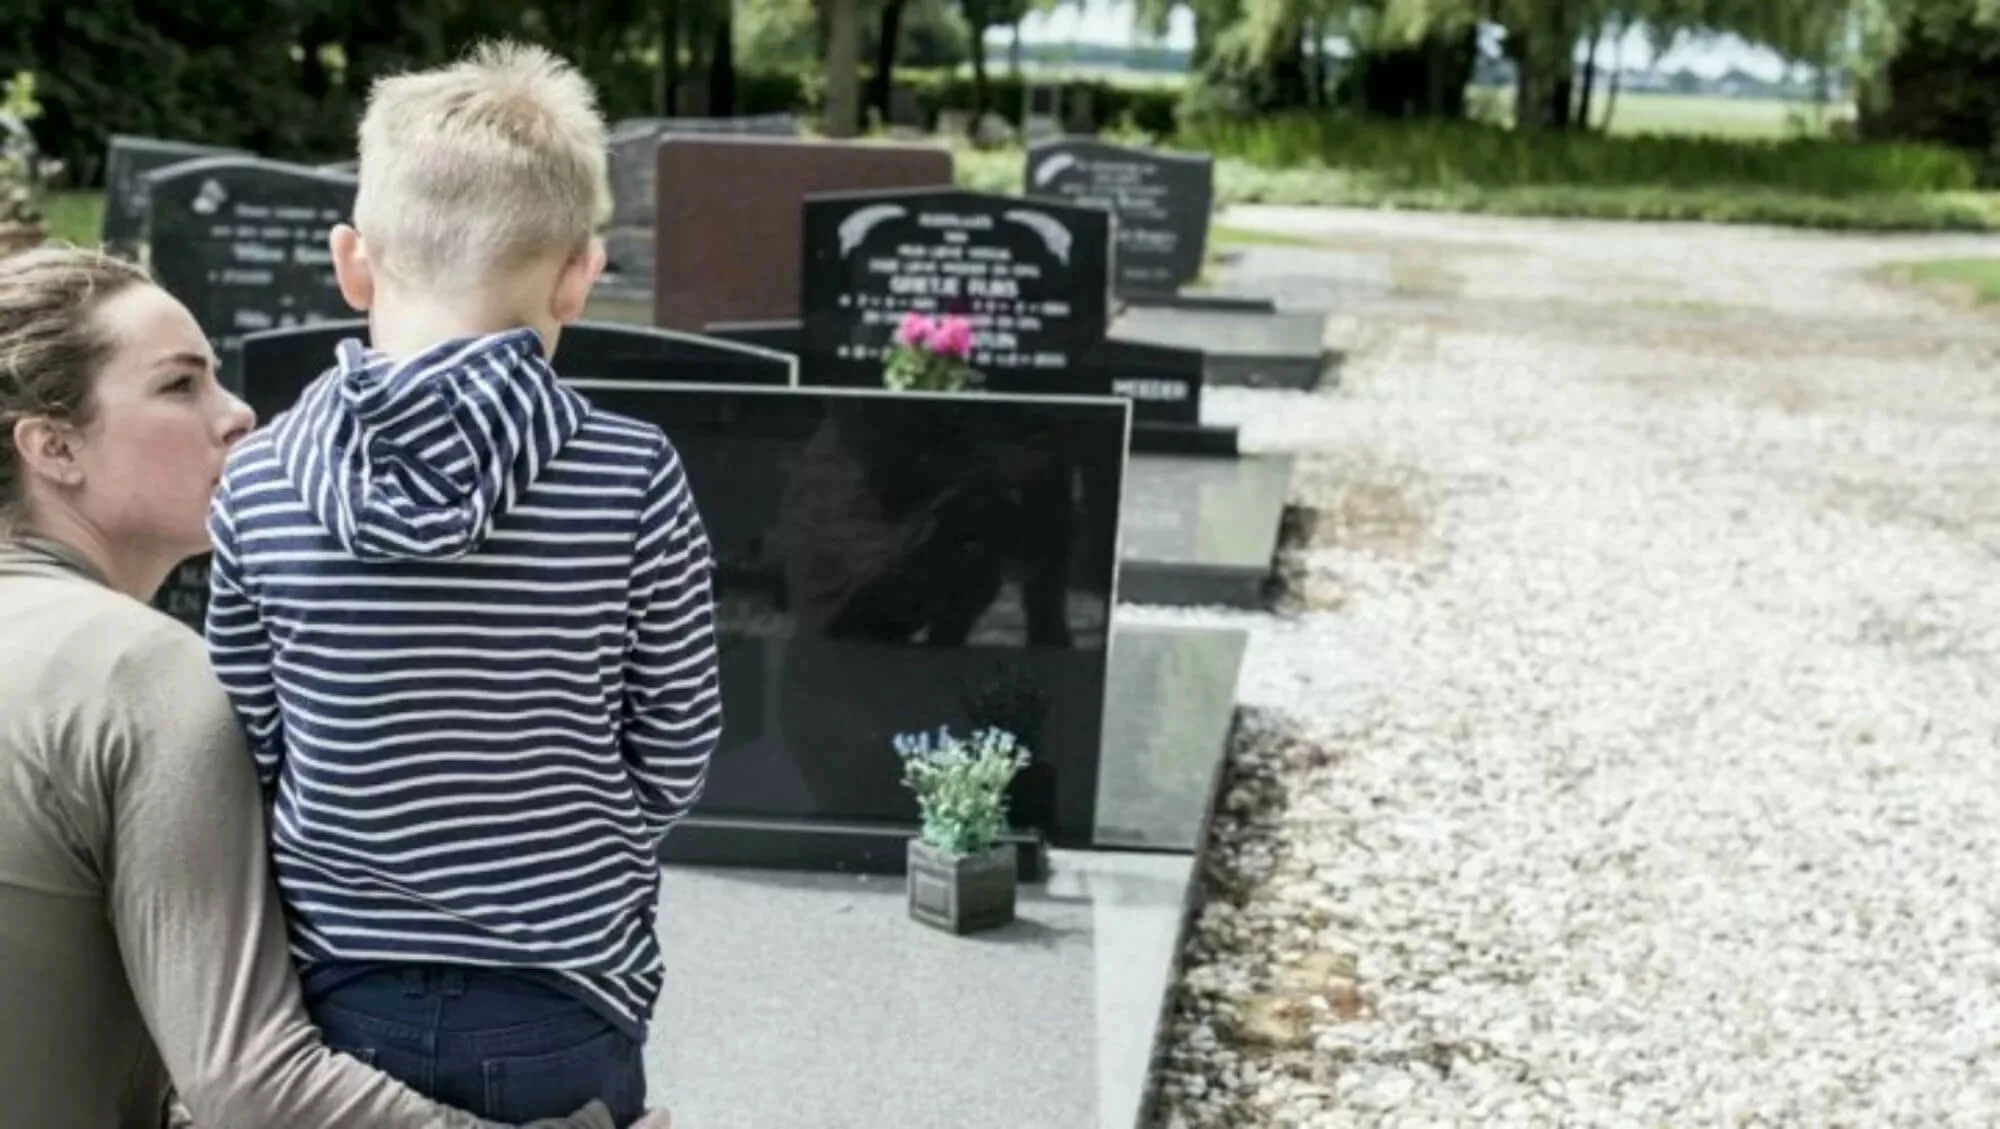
1119, 453, 1293, 608
647, 849, 1194, 1129
1097, 624, 1245, 851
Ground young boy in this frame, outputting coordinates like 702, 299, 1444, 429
202, 41, 720, 1127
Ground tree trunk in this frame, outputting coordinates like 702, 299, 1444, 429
1509, 1, 1580, 132
1009, 23, 1022, 76
824, 0, 862, 137
656, 0, 680, 116
1574, 20, 1600, 129
708, 11, 736, 117
969, 22, 990, 126
869, 0, 906, 128
1306, 18, 1322, 108
1601, 18, 1626, 132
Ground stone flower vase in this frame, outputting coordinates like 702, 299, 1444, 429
907, 838, 1017, 935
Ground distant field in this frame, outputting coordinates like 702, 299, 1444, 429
1468, 87, 1855, 139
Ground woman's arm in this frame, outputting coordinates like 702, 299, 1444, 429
101, 619, 619, 1129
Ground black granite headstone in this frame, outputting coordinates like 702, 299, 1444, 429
703, 319, 805, 357
572, 381, 1130, 852
145, 158, 354, 632
143, 156, 356, 390
1024, 139, 1212, 299
1086, 337, 1203, 427
236, 319, 796, 423
100, 135, 251, 259
800, 188, 1112, 398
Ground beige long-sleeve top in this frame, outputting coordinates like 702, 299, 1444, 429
0, 537, 618, 1129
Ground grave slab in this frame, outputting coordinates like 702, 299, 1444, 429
1095, 624, 1246, 851
1118, 453, 1294, 608
1113, 304, 1328, 391
648, 847, 1197, 1129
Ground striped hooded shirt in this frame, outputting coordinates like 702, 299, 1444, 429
203, 326, 722, 1037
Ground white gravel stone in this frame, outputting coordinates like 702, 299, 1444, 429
1144, 209, 2000, 1127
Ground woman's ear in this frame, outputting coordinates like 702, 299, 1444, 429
12, 415, 83, 493
550, 237, 606, 325
329, 224, 376, 313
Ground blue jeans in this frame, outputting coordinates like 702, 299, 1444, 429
301, 964, 646, 1127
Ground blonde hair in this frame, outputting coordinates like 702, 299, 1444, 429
353, 40, 611, 288
0, 246, 152, 534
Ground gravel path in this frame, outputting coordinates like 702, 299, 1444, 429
1142, 208, 2000, 1128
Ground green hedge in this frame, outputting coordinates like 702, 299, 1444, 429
1182, 112, 1982, 195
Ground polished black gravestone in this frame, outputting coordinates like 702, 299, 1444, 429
572, 380, 1131, 872
1118, 453, 1294, 608
100, 135, 251, 259
716, 318, 1230, 456
1113, 304, 1328, 391
150, 320, 800, 633
703, 319, 804, 356
234, 319, 797, 423
144, 156, 356, 391
1024, 139, 1210, 301
799, 187, 1112, 399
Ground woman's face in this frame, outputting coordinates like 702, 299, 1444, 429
72, 284, 255, 559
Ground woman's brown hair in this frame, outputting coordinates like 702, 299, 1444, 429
0, 245, 152, 533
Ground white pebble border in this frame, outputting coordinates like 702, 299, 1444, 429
1140, 213, 2000, 1128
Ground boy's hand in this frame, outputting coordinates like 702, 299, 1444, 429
631, 1111, 674, 1129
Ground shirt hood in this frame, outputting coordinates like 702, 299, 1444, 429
268, 327, 588, 562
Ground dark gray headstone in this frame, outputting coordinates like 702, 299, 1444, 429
799, 188, 1113, 398
100, 135, 251, 258
143, 156, 355, 392
1024, 139, 1213, 299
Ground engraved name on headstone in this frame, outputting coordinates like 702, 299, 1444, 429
800, 188, 1112, 397
145, 157, 355, 632
144, 156, 356, 382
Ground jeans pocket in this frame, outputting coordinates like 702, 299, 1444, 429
480, 1027, 645, 1126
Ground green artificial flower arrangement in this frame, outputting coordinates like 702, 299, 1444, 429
894, 726, 1030, 855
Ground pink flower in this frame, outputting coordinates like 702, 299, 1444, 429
928, 315, 973, 361
895, 311, 933, 349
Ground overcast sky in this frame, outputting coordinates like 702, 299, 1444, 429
1003, 0, 1799, 81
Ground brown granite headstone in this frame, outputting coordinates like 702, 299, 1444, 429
652, 136, 953, 331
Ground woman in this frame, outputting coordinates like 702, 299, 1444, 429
0, 245, 667, 1129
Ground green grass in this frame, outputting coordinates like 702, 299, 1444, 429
1468, 88, 1856, 140
1209, 224, 1322, 248
39, 190, 104, 247
1897, 258, 2000, 302
1184, 113, 1977, 196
